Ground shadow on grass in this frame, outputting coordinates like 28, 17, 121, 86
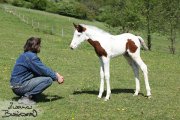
73, 88, 145, 97
12, 94, 64, 103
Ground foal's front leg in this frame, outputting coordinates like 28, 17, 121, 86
98, 64, 105, 98
102, 57, 111, 101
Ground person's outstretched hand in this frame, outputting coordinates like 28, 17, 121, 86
56, 73, 64, 84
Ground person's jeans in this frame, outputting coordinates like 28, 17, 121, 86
12, 77, 53, 97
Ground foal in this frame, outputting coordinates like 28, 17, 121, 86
70, 23, 151, 101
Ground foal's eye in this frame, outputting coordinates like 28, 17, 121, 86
77, 35, 81, 37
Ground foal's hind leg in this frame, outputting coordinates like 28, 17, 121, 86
131, 54, 151, 97
124, 55, 140, 96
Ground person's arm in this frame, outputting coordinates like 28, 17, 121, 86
28, 55, 57, 80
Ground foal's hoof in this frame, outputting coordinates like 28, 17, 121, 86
104, 98, 109, 101
147, 95, 152, 99
97, 97, 101, 100
97, 95, 102, 99
104, 97, 110, 101
133, 93, 138, 96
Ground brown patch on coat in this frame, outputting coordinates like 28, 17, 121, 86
126, 39, 138, 53
87, 39, 107, 57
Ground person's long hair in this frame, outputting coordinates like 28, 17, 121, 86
24, 37, 41, 53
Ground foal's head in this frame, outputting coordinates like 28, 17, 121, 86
70, 23, 89, 49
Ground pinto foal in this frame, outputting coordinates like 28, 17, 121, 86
70, 24, 151, 101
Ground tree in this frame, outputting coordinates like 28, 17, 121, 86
152, 0, 180, 54
144, 0, 153, 50
163, 0, 179, 54
97, 0, 144, 33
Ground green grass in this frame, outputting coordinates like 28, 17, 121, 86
0, 4, 180, 120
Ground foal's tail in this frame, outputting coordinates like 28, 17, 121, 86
137, 36, 149, 50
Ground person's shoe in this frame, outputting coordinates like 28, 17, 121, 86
18, 96, 36, 105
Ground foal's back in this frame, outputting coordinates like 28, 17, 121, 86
108, 33, 140, 57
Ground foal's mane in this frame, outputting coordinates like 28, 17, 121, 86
81, 24, 111, 36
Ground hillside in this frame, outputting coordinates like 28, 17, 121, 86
0, 4, 180, 120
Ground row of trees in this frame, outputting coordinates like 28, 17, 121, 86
1, 0, 179, 53
78, 0, 179, 53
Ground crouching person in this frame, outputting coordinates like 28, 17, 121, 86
10, 37, 64, 105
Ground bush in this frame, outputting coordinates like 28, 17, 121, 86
0, 0, 11, 3
45, 1, 59, 14
11, 0, 32, 8
31, 0, 47, 10
23, 1, 33, 8
57, 1, 89, 19
12, 0, 24, 7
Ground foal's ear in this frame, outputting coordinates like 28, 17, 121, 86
73, 23, 78, 29
73, 23, 86, 33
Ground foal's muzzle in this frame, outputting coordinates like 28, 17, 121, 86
70, 45, 75, 50
70, 46, 74, 50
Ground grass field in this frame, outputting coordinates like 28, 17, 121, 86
0, 4, 180, 120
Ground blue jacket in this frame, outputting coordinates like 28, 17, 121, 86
10, 51, 57, 86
